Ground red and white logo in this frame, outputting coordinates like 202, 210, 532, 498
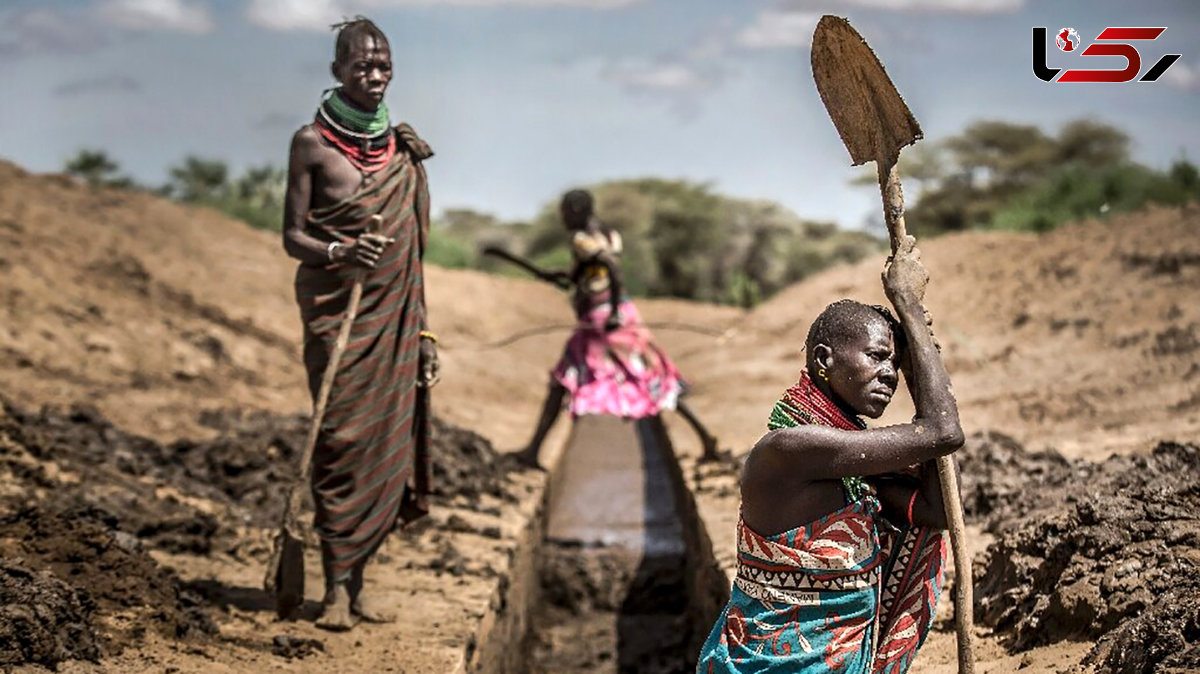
1056, 27, 1080, 52
1033, 26, 1182, 83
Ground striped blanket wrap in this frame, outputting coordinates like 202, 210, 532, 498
697, 371, 947, 673
293, 123, 433, 582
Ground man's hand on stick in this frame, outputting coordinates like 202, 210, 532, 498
338, 232, 395, 269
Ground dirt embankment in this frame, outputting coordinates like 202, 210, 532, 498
0, 395, 515, 669
959, 433, 1199, 673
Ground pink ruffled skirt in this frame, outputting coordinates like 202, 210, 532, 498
552, 301, 684, 418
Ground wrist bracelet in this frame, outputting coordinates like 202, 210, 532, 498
419, 330, 438, 343
327, 240, 344, 262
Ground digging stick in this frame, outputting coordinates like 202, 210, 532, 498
880, 154, 976, 674
264, 214, 383, 619
481, 245, 572, 290
812, 15, 975, 673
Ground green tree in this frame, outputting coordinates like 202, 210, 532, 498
167, 156, 229, 202
890, 119, 1150, 235
64, 149, 134, 188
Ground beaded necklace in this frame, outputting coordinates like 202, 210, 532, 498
314, 88, 396, 173
768, 370, 870, 501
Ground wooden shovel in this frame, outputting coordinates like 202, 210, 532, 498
264, 214, 383, 619
812, 15, 976, 673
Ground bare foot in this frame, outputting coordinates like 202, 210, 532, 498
316, 583, 357, 632
352, 592, 397, 623
698, 435, 721, 463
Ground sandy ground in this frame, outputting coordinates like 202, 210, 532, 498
1, 160, 1198, 671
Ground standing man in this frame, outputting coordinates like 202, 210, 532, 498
282, 16, 438, 631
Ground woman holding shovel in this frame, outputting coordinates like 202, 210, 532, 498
514, 188, 720, 469
696, 236, 963, 673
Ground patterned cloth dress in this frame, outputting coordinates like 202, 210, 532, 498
697, 371, 947, 673
293, 124, 434, 582
552, 228, 685, 418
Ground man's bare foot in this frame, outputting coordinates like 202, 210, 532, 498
352, 592, 397, 623
699, 435, 721, 463
316, 583, 357, 631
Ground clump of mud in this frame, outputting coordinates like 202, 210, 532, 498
0, 562, 99, 667
3, 398, 513, 532
0, 506, 215, 666
962, 433, 1199, 673
429, 416, 515, 503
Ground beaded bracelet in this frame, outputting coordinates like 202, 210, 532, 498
419, 330, 438, 343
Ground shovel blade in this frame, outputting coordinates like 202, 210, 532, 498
812, 15, 922, 166
265, 529, 306, 620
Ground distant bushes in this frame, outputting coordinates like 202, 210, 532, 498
63, 150, 285, 234
429, 179, 883, 307
890, 119, 1200, 235
990, 160, 1199, 232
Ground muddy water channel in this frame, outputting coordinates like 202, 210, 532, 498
525, 415, 728, 673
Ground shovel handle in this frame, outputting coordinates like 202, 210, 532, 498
877, 159, 909, 255
879, 158, 976, 673
937, 454, 976, 674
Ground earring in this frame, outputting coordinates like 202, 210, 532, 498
817, 368, 828, 381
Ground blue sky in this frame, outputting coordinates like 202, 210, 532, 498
0, 0, 1196, 230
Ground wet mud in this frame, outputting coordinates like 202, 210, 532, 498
0, 506, 216, 666
961, 432, 1200, 673
0, 395, 515, 668
526, 416, 726, 674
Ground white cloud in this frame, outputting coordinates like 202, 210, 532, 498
827, 0, 1024, 13
246, 0, 344, 31
604, 59, 714, 95
600, 56, 726, 120
736, 9, 821, 49
95, 0, 215, 34
1162, 61, 1200, 93
245, 0, 640, 32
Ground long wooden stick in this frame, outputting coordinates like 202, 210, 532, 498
265, 215, 382, 595
481, 246, 571, 289
878, 159, 976, 674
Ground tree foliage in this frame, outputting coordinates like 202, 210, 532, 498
63, 149, 135, 188
891, 118, 1197, 234
431, 179, 883, 306
162, 157, 286, 231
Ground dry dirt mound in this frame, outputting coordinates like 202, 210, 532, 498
0, 160, 584, 454
957, 433, 1199, 673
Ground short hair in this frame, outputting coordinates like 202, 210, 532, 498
332, 16, 388, 64
560, 189, 595, 222
805, 299, 903, 363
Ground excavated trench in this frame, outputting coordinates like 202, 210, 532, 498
523, 415, 728, 673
